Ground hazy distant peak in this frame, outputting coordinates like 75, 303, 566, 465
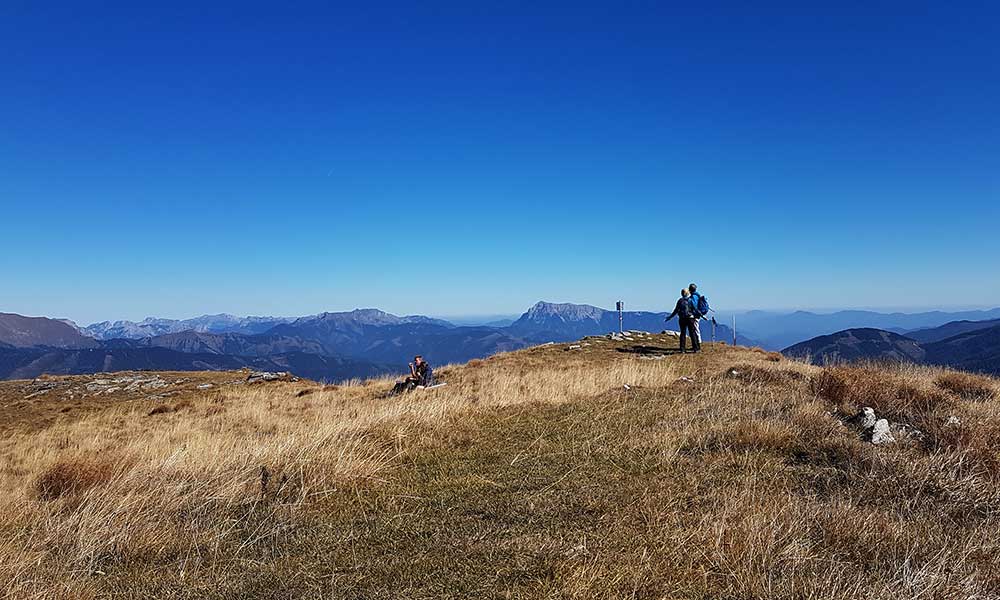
303, 309, 453, 328
0, 313, 100, 349
84, 314, 295, 339
524, 301, 605, 322
308, 309, 400, 325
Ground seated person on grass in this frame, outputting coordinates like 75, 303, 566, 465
389, 355, 433, 396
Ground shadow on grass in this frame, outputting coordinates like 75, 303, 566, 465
615, 345, 684, 356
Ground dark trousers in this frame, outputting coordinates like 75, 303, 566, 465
389, 379, 416, 397
679, 317, 701, 352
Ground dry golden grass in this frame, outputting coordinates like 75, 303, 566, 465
936, 371, 998, 401
1, 337, 998, 598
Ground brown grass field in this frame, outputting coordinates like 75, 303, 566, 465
2, 335, 999, 599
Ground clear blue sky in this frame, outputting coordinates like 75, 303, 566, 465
2, 1, 998, 324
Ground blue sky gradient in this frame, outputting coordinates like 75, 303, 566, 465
2, 1, 998, 324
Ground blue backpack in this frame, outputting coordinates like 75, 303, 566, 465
692, 293, 710, 317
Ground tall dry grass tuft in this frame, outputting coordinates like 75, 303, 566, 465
812, 363, 1000, 475
32, 455, 130, 502
812, 366, 955, 425
935, 371, 997, 401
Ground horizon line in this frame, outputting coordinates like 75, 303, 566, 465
7, 302, 1000, 327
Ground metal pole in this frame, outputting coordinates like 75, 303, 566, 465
617, 301, 624, 334
732, 315, 737, 346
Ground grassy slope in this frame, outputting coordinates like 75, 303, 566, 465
3, 336, 1000, 599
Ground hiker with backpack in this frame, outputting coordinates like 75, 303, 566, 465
388, 355, 434, 396
665, 289, 701, 353
688, 283, 710, 350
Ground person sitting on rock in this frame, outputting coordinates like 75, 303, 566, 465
389, 355, 433, 396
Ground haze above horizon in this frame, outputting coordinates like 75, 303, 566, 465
3, 2, 998, 324
10, 301, 1000, 329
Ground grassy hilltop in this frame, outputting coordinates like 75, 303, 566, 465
2, 334, 1000, 599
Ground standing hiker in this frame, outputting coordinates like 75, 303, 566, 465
688, 283, 710, 351
665, 289, 701, 353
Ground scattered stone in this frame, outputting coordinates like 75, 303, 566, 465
246, 371, 294, 384
847, 407, 902, 445
859, 407, 877, 429
946, 415, 961, 426
894, 423, 925, 442
677, 376, 695, 383
623, 384, 631, 391
197, 384, 214, 390
871, 419, 895, 445
567, 344, 582, 350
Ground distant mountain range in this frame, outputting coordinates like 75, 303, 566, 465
0, 313, 99, 349
0, 346, 387, 382
0, 302, 748, 381
83, 314, 297, 339
903, 318, 1000, 344
8, 302, 1000, 380
782, 318, 1000, 375
783, 329, 926, 365
737, 308, 1000, 350
509, 302, 753, 346
83, 310, 456, 340
922, 325, 1000, 374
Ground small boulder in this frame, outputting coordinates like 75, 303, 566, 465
871, 419, 895, 445
859, 407, 877, 429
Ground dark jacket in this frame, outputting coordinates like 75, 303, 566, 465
666, 296, 696, 321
